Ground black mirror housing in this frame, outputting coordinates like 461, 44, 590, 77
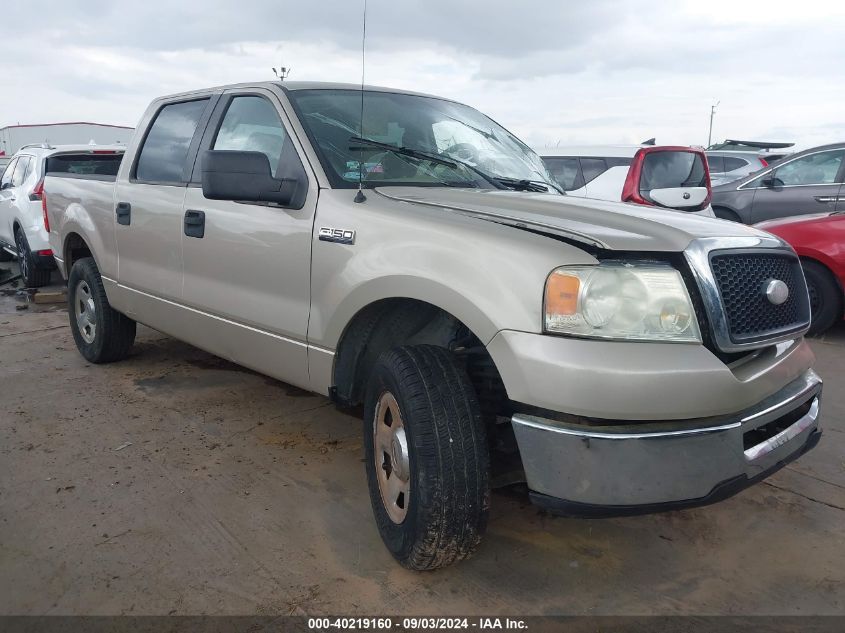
201, 150, 304, 207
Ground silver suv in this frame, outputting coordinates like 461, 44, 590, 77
712, 143, 845, 223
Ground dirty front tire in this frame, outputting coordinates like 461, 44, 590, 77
363, 345, 490, 570
68, 257, 136, 363
15, 227, 51, 287
802, 259, 842, 335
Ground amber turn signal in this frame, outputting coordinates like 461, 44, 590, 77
545, 272, 580, 316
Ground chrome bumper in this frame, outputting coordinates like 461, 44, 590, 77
511, 370, 822, 513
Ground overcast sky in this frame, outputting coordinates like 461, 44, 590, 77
3, 0, 844, 150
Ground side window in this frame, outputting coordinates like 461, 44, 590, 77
580, 158, 608, 185
136, 99, 209, 183
1, 158, 18, 189
724, 157, 748, 172
542, 157, 583, 191
775, 150, 845, 186
707, 155, 725, 174
11, 156, 30, 187
213, 96, 289, 177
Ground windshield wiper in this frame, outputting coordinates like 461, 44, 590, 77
349, 137, 459, 170
491, 177, 559, 193
349, 136, 561, 194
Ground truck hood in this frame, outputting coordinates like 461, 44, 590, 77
376, 187, 771, 252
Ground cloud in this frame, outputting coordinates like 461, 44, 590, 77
2, 0, 844, 150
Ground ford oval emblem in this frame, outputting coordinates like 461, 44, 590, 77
682, 192, 691, 200
764, 279, 789, 305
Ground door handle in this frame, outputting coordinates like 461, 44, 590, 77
116, 202, 131, 225
814, 196, 836, 203
184, 209, 205, 238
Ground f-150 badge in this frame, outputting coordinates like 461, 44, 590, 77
319, 227, 356, 244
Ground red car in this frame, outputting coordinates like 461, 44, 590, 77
757, 213, 845, 334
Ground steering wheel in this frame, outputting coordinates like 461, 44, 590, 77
442, 143, 479, 164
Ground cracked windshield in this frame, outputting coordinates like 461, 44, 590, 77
289, 88, 559, 192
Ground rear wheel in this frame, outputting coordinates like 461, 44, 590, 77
68, 257, 136, 363
802, 260, 842, 335
15, 227, 51, 287
363, 345, 490, 570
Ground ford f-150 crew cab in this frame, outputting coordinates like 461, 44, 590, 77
45, 82, 822, 570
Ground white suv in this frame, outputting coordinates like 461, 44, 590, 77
535, 144, 715, 216
0, 144, 124, 286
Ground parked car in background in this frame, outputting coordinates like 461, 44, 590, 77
44, 81, 821, 570
707, 139, 795, 163
711, 143, 845, 224
757, 213, 845, 334
706, 150, 769, 186
536, 144, 715, 216
0, 143, 124, 286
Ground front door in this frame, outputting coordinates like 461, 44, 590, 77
180, 90, 316, 389
750, 148, 845, 223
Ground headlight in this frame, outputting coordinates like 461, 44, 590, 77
544, 262, 701, 342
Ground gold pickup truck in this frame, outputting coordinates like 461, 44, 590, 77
45, 81, 821, 570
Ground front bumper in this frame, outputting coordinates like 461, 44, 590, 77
511, 369, 822, 515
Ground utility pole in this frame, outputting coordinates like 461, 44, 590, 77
707, 100, 720, 148
272, 66, 291, 81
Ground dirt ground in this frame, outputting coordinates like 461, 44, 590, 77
1, 271, 844, 616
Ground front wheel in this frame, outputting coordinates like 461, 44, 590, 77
68, 257, 137, 363
803, 260, 843, 335
364, 345, 490, 570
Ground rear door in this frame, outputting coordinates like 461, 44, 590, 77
835, 160, 845, 213
179, 88, 316, 388
750, 148, 845, 222
0, 157, 20, 245
114, 97, 215, 310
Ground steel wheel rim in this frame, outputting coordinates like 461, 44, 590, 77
373, 391, 411, 524
16, 233, 28, 280
74, 280, 97, 344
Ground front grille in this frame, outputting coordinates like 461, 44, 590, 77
710, 251, 810, 344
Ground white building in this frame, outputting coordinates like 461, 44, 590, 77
0, 122, 134, 169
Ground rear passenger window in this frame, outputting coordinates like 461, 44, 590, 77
724, 157, 748, 172
707, 155, 725, 173
542, 157, 583, 191
135, 99, 209, 183
580, 158, 608, 184
11, 157, 30, 186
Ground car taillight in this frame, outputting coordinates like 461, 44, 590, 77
29, 179, 50, 232
759, 158, 769, 167
621, 146, 712, 212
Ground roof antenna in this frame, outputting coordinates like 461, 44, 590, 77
353, 0, 368, 203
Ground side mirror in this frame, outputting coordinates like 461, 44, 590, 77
0, 182, 11, 191
201, 150, 302, 206
761, 175, 782, 188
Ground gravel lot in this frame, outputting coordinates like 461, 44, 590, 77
1, 276, 843, 616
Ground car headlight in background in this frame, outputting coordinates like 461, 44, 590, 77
544, 262, 701, 342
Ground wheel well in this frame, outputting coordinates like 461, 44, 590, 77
712, 206, 741, 223
801, 256, 844, 294
333, 298, 509, 420
64, 233, 93, 270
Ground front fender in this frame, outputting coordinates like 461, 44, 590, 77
308, 189, 597, 351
